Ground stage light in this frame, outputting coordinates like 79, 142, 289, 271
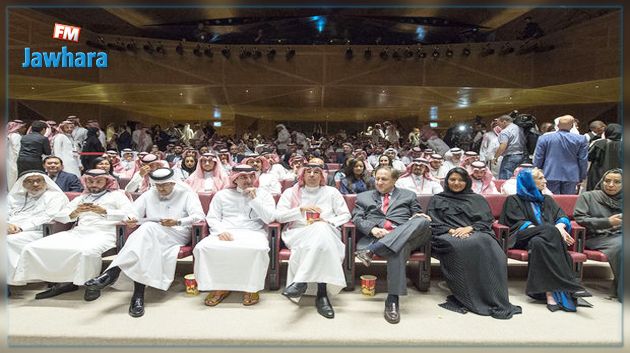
193, 44, 202, 57
143, 41, 155, 54
432, 47, 440, 58
252, 48, 262, 59
176, 42, 184, 55
239, 47, 251, 59
126, 40, 137, 52
286, 48, 295, 60
221, 46, 231, 58
364, 47, 372, 59
155, 42, 165, 55
416, 48, 426, 58
499, 42, 515, 55
392, 50, 402, 60
445, 47, 453, 57
462, 47, 471, 56
267, 47, 276, 60
345, 47, 353, 59
480, 44, 495, 57
204, 46, 213, 57
379, 48, 389, 60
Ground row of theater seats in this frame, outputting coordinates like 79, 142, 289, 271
45, 191, 606, 292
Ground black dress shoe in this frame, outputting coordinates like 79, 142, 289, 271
315, 296, 335, 319
547, 303, 562, 312
355, 249, 374, 267
384, 302, 400, 324
85, 271, 119, 291
84, 288, 101, 302
572, 290, 592, 298
282, 282, 307, 298
35, 283, 78, 300
129, 297, 144, 318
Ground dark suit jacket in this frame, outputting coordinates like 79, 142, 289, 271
18, 132, 51, 161
53, 170, 83, 192
352, 187, 422, 238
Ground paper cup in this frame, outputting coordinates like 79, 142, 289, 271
360, 275, 377, 296
184, 274, 199, 296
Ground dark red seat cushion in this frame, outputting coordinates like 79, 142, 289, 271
178, 246, 193, 258
279, 248, 291, 260
584, 249, 609, 262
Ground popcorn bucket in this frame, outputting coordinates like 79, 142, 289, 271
184, 274, 199, 296
360, 275, 377, 296
306, 211, 321, 224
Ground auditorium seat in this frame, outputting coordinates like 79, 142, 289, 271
494, 179, 505, 191
326, 163, 340, 170
487, 194, 586, 278
341, 194, 431, 292
266, 193, 354, 291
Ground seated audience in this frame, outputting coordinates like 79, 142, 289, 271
339, 158, 375, 195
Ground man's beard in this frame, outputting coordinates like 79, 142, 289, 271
27, 188, 46, 197
88, 187, 106, 194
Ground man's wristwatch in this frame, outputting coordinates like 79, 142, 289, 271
176, 220, 182, 226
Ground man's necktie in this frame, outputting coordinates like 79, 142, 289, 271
382, 193, 393, 231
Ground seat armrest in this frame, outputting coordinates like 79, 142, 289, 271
570, 221, 586, 253
265, 222, 283, 290
492, 222, 510, 253
191, 221, 208, 248
341, 221, 356, 290
116, 222, 139, 251
43, 221, 74, 237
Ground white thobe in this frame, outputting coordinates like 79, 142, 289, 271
258, 172, 281, 195
52, 134, 82, 178
72, 127, 87, 152
471, 179, 499, 195
7, 191, 69, 285
429, 165, 449, 180
194, 188, 276, 292
275, 186, 351, 295
7, 133, 21, 190
115, 160, 136, 179
395, 175, 443, 196
442, 159, 461, 173
108, 186, 204, 290
479, 131, 502, 177
270, 163, 292, 181
392, 159, 406, 173
13, 190, 133, 285
124, 171, 146, 193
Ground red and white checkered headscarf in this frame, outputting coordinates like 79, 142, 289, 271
401, 158, 436, 180
7, 120, 25, 134
288, 162, 328, 208
185, 153, 229, 192
80, 169, 119, 193
242, 155, 271, 173
227, 164, 259, 189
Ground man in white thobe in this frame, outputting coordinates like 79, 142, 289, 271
276, 159, 351, 319
85, 168, 204, 317
479, 119, 503, 178
6, 171, 69, 292
124, 153, 169, 193
395, 158, 443, 195
428, 153, 449, 180
243, 154, 282, 195
68, 116, 87, 152
13, 169, 133, 300
193, 165, 276, 307
7, 120, 27, 190
52, 120, 82, 178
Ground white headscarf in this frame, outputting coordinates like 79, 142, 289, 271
8, 171, 64, 214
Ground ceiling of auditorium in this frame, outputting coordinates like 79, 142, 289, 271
9, 7, 621, 124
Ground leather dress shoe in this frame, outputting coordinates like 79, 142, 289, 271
85, 271, 119, 291
355, 249, 374, 267
384, 302, 400, 324
572, 290, 592, 298
547, 303, 562, 312
84, 288, 101, 302
35, 283, 78, 300
129, 296, 145, 318
282, 282, 307, 298
315, 296, 335, 319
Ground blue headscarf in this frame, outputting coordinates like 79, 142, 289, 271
516, 169, 544, 203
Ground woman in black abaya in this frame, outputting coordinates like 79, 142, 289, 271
428, 167, 522, 319
500, 168, 590, 312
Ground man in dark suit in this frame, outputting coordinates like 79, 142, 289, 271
43, 156, 83, 192
17, 120, 51, 175
352, 165, 432, 324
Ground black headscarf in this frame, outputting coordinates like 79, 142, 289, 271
604, 123, 621, 141
428, 167, 493, 235
592, 168, 622, 211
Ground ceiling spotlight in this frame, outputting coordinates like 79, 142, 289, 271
364, 47, 372, 59
432, 47, 440, 58
193, 44, 202, 57
252, 48, 262, 59
480, 44, 495, 57
126, 40, 137, 52
155, 42, 165, 55
403, 47, 414, 58
239, 47, 251, 59
266, 47, 276, 60
379, 48, 389, 60
462, 47, 471, 56
345, 47, 353, 59
204, 46, 213, 57
221, 46, 231, 59
445, 47, 453, 57
176, 42, 184, 55
286, 48, 295, 60
499, 42, 514, 55
143, 41, 154, 54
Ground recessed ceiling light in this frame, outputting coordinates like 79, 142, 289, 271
245, 89, 249, 93
31, 86, 35, 90
595, 85, 599, 88
179, 92, 183, 96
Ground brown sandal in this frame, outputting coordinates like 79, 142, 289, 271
204, 291, 230, 306
242, 292, 260, 306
